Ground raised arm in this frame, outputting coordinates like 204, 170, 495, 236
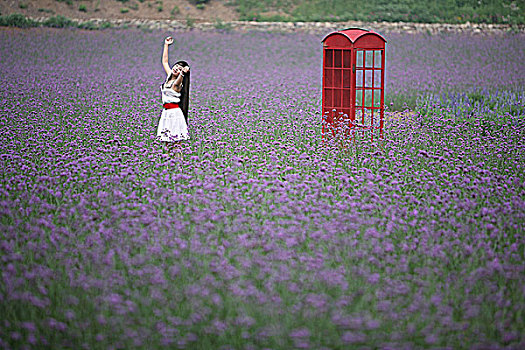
162, 36, 173, 75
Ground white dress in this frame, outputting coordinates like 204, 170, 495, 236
156, 84, 190, 142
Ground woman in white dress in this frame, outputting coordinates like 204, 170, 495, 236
157, 36, 191, 155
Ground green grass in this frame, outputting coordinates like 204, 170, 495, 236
0, 14, 113, 29
3, 0, 524, 26
233, 0, 525, 24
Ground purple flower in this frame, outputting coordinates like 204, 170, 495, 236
368, 273, 381, 284
341, 331, 366, 344
1, 27, 523, 350
289, 327, 310, 338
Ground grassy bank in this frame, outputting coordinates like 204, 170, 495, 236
234, 0, 525, 24
0, 13, 113, 29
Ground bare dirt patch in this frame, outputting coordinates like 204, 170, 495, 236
1, 0, 239, 22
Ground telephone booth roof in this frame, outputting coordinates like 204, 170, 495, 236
322, 27, 387, 46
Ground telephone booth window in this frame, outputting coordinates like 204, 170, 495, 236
322, 28, 386, 140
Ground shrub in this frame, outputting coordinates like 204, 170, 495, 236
43, 15, 74, 28
98, 21, 113, 29
77, 21, 97, 30
214, 18, 233, 31
120, 8, 129, 13
186, 15, 195, 28
0, 13, 38, 28
79, 4, 87, 12
170, 6, 180, 18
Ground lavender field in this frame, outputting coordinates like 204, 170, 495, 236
0, 27, 524, 349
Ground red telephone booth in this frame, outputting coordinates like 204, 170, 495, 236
322, 28, 386, 140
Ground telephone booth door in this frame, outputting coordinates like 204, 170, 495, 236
322, 28, 386, 140
354, 48, 385, 140
322, 48, 354, 136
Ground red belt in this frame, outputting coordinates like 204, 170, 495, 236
163, 103, 179, 109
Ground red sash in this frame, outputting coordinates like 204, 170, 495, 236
163, 103, 179, 109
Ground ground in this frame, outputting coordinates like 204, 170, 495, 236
0, 0, 239, 22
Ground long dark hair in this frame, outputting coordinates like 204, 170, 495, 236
174, 60, 190, 124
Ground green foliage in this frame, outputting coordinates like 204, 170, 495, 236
214, 18, 233, 31
120, 7, 129, 13
54, 0, 74, 5
43, 15, 74, 28
19, 3, 28, 9
233, 0, 525, 24
78, 4, 87, 12
38, 8, 55, 14
186, 15, 195, 28
0, 13, 115, 30
170, 5, 180, 18
386, 92, 419, 111
0, 13, 38, 28
97, 20, 113, 29
77, 21, 97, 29
196, 3, 205, 10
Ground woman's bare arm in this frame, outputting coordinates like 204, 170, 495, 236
173, 66, 190, 92
162, 37, 173, 75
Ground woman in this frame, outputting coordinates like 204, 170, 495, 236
156, 36, 191, 155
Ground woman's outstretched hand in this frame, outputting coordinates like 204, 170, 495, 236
182, 66, 190, 74
164, 36, 174, 45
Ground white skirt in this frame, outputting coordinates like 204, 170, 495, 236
156, 107, 190, 142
